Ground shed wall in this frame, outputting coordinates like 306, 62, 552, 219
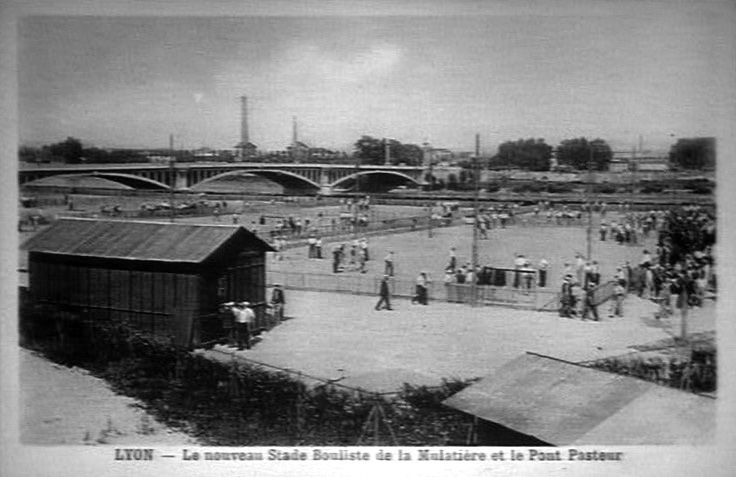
29, 254, 199, 347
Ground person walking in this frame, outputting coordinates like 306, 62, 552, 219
270, 284, 286, 322
375, 275, 393, 311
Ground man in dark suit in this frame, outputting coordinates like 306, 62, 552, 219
375, 275, 393, 311
270, 284, 285, 322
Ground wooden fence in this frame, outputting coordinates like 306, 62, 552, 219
267, 271, 560, 311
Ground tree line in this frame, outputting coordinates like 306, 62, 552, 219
20, 135, 715, 171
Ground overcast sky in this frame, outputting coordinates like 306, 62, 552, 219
18, 2, 735, 153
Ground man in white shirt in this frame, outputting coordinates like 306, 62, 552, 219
384, 251, 394, 277
513, 254, 525, 288
538, 258, 549, 288
233, 302, 255, 350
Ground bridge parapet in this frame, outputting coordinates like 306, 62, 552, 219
19, 161, 428, 192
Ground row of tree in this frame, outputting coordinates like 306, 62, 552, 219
353, 136, 424, 166
21, 135, 716, 171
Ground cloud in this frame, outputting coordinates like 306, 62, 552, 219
210, 43, 406, 149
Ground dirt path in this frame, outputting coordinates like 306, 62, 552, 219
19, 349, 197, 445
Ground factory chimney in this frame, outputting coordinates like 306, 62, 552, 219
241, 96, 249, 146
292, 116, 298, 146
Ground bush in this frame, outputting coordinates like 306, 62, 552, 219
20, 310, 477, 446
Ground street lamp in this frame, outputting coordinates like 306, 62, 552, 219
470, 133, 481, 307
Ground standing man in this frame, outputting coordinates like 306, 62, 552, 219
513, 254, 525, 288
307, 235, 316, 258
538, 258, 549, 288
315, 236, 323, 259
449, 247, 457, 271
234, 301, 255, 350
270, 284, 286, 322
610, 280, 625, 317
582, 284, 600, 321
360, 237, 369, 261
575, 254, 585, 285
375, 275, 393, 311
559, 274, 574, 318
332, 245, 341, 273
384, 251, 395, 277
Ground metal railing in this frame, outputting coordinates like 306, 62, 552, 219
267, 270, 559, 310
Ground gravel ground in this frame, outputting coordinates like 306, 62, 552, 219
270, 212, 656, 284
206, 289, 715, 394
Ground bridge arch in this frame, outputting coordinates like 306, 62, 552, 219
22, 172, 170, 190
90, 172, 170, 190
330, 170, 422, 191
192, 169, 322, 191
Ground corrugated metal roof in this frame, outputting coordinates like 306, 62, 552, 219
22, 218, 273, 263
443, 353, 714, 445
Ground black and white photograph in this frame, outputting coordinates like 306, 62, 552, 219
2, 0, 735, 476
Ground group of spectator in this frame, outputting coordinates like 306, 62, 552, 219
332, 238, 371, 273
438, 250, 551, 293
557, 204, 717, 321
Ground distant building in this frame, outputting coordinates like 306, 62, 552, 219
608, 158, 630, 173
287, 140, 310, 162
148, 155, 174, 164
193, 147, 218, 160
235, 141, 258, 161
633, 155, 670, 172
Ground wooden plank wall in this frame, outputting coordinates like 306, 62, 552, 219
29, 258, 200, 347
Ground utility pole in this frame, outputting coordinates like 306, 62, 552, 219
427, 160, 434, 238
353, 152, 360, 238
680, 287, 688, 343
384, 139, 391, 166
586, 142, 593, 261
169, 134, 176, 223
471, 133, 480, 306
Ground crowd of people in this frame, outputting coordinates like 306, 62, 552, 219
331, 238, 371, 273
558, 205, 716, 321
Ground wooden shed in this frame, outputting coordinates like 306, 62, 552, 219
443, 353, 715, 445
22, 218, 274, 348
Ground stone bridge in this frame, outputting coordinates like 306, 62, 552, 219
19, 162, 429, 194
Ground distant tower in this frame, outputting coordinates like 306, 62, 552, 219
241, 96, 249, 146
292, 116, 298, 145
236, 95, 258, 160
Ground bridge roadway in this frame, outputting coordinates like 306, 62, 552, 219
19, 161, 428, 193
